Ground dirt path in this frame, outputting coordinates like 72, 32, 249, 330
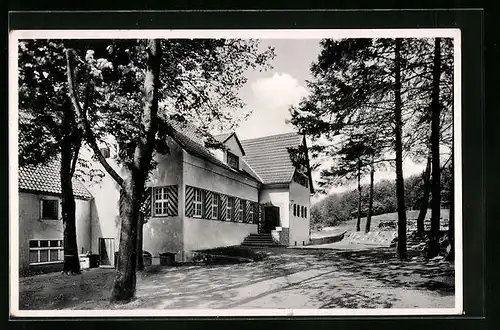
17, 246, 455, 311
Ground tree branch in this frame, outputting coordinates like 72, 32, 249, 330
65, 48, 124, 187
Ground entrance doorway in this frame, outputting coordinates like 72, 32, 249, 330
262, 206, 280, 233
99, 238, 115, 268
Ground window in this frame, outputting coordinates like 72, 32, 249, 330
29, 240, 63, 265
249, 202, 254, 223
211, 194, 219, 220
305, 207, 308, 218
239, 200, 244, 223
226, 197, 234, 221
153, 187, 169, 216
227, 152, 239, 170
40, 199, 59, 220
293, 204, 296, 216
193, 188, 203, 218
293, 172, 309, 188
301, 206, 305, 218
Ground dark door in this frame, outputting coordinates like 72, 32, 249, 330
99, 238, 115, 267
263, 206, 280, 233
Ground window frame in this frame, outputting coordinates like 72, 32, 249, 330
153, 186, 170, 217
238, 199, 243, 223
29, 239, 64, 265
211, 194, 219, 220
40, 198, 59, 220
193, 188, 203, 218
227, 151, 239, 170
249, 202, 254, 223
226, 196, 234, 221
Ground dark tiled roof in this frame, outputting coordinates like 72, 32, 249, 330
19, 158, 93, 200
241, 132, 303, 185
213, 133, 232, 143
166, 119, 261, 183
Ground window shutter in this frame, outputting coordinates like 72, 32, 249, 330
185, 186, 194, 217
166, 185, 178, 216
219, 195, 227, 221
245, 200, 251, 223
141, 187, 152, 218
204, 191, 213, 219
234, 198, 240, 222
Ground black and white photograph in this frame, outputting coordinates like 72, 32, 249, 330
9, 28, 462, 317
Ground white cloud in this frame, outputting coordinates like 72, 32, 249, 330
236, 72, 308, 139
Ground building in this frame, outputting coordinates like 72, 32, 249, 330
18, 160, 94, 275
17, 119, 314, 272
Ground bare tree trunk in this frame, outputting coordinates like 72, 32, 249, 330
356, 164, 362, 232
394, 38, 407, 260
110, 39, 161, 303
428, 37, 442, 258
61, 143, 81, 274
446, 110, 455, 262
136, 214, 144, 271
417, 154, 432, 236
60, 108, 81, 274
110, 175, 143, 302
365, 164, 375, 233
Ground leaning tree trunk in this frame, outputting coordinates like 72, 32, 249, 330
356, 165, 362, 232
110, 39, 161, 303
394, 38, 408, 260
60, 135, 81, 274
136, 214, 144, 271
428, 37, 442, 258
417, 154, 432, 236
365, 164, 375, 233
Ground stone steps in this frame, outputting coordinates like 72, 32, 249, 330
241, 233, 283, 247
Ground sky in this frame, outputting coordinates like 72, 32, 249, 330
232, 39, 427, 200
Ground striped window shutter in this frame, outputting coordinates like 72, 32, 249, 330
204, 191, 213, 219
140, 187, 152, 218
185, 186, 195, 217
245, 200, 251, 223
166, 185, 178, 216
234, 198, 240, 222
219, 194, 227, 221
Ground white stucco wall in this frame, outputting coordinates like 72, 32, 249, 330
184, 218, 257, 251
86, 159, 123, 259
259, 186, 290, 229
182, 150, 259, 254
143, 139, 184, 261
288, 179, 311, 246
18, 192, 92, 274
223, 135, 245, 169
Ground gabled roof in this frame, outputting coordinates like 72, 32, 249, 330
19, 159, 93, 200
213, 132, 246, 156
240, 132, 305, 185
166, 119, 261, 183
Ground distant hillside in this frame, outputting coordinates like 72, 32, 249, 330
310, 168, 452, 230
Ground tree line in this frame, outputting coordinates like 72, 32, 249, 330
289, 37, 454, 260
310, 164, 453, 231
